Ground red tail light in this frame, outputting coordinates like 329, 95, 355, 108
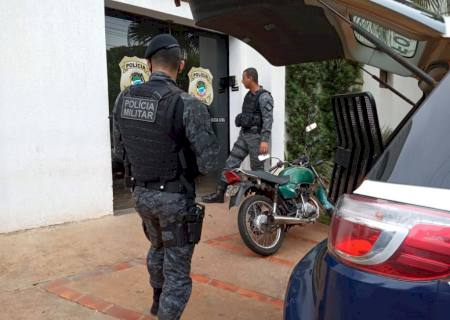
224, 171, 241, 185
329, 195, 450, 281
331, 216, 382, 257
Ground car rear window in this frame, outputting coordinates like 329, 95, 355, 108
368, 73, 450, 189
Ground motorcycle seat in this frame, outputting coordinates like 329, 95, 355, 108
242, 170, 290, 185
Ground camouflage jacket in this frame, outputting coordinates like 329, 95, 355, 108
258, 88, 274, 142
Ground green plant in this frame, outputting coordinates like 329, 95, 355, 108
286, 60, 361, 181
318, 211, 332, 225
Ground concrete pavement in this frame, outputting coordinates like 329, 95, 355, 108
0, 202, 328, 320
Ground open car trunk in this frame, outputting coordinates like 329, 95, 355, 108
188, 0, 450, 198
188, 0, 450, 76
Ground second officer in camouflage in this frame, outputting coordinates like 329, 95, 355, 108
113, 34, 219, 320
202, 67, 274, 203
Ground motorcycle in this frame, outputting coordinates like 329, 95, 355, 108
226, 124, 334, 256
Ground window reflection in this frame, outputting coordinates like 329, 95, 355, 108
352, 16, 418, 58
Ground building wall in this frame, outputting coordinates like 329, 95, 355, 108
0, 0, 113, 233
362, 65, 422, 133
228, 38, 286, 165
0, 0, 286, 232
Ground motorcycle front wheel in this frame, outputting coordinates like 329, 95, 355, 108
237, 195, 285, 256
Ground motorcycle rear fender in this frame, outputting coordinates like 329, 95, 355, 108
229, 181, 254, 210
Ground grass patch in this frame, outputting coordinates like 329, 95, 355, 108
318, 210, 331, 225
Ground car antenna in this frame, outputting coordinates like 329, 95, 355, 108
317, 0, 437, 89
359, 67, 416, 107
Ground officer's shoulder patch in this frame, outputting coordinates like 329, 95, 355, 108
121, 96, 158, 123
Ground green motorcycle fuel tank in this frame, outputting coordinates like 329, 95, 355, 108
278, 167, 315, 199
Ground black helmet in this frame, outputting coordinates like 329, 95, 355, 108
144, 34, 180, 59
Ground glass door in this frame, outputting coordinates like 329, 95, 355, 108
105, 8, 229, 211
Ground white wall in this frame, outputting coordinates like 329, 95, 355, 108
0, 0, 286, 233
228, 37, 286, 166
0, 0, 113, 233
362, 65, 422, 132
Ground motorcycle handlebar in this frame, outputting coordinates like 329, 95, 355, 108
294, 155, 309, 166
270, 157, 307, 171
269, 156, 323, 171
269, 161, 284, 171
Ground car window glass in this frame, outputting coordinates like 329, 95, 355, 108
368, 73, 450, 189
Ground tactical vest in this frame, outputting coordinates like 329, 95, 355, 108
241, 89, 270, 128
117, 78, 189, 184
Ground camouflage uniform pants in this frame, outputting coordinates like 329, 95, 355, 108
133, 186, 196, 320
221, 129, 264, 182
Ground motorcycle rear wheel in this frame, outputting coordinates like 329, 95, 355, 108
237, 195, 285, 256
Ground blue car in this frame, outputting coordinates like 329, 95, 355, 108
284, 73, 450, 319
188, 1, 450, 318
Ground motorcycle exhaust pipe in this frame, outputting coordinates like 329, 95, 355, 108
273, 215, 314, 225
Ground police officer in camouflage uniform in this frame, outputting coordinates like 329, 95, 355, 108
112, 34, 219, 320
202, 68, 274, 203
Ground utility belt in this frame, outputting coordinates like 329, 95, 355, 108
162, 203, 205, 247
135, 180, 187, 193
235, 112, 262, 130
126, 156, 196, 197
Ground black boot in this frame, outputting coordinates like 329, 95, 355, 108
201, 181, 227, 203
150, 288, 162, 316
